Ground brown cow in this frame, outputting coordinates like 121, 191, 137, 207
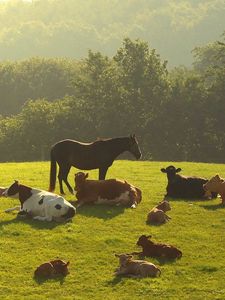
34, 259, 70, 278
74, 172, 142, 208
203, 175, 225, 205
147, 200, 171, 224
134, 235, 182, 260
115, 254, 161, 278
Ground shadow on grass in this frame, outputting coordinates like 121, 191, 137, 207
33, 275, 66, 285
0, 215, 71, 230
199, 203, 225, 210
75, 204, 126, 220
106, 275, 124, 286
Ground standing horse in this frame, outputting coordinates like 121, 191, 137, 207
48, 135, 142, 194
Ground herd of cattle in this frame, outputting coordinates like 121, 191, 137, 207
0, 163, 224, 279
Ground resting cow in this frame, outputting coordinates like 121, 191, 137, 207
74, 172, 142, 208
115, 254, 161, 278
34, 259, 70, 278
147, 200, 171, 224
203, 175, 225, 206
3, 180, 76, 222
161, 165, 217, 199
134, 235, 182, 260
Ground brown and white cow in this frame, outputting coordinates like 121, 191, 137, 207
74, 172, 142, 208
3, 180, 76, 222
203, 175, 225, 205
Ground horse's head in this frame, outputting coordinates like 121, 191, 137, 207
128, 134, 142, 159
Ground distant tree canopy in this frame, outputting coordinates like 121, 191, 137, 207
0, 0, 224, 66
0, 35, 225, 163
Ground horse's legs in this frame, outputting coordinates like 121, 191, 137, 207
58, 164, 72, 194
99, 166, 108, 180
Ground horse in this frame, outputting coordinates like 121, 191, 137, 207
48, 134, 142, 194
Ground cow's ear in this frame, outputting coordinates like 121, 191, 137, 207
85, 173, 89, 179
176, 168, 181, 173
14, 180, 19, 184
146, 235, 152, 239
215, 174, 220, 180
115, 254, 120, 257
66, 261, 70, 266
161, 168, 166, 173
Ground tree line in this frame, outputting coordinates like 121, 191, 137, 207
0, 35, 224, 163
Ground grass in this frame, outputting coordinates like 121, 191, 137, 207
0, 160, 225, 300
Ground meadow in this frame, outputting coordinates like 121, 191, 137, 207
0, 160, 224, 300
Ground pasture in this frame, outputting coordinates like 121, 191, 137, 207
0, 161, 224, 300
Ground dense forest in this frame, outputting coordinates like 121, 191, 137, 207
0, 0, 224, 66
0, 32, 224, 162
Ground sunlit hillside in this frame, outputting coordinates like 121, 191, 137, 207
0, 0, 224, 66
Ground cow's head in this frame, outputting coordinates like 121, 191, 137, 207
128, 134, 142, 160
3, 180, 32, 204
50, 259, 70, 276
50, 197, 76, 222
3, 180, 20, 198
136, 234, 153, 246
74, 172, 88, 191
156, 200, 171, 212
161, 166, 181, 180
203, 175, 224, 193
115, 253, 133, 266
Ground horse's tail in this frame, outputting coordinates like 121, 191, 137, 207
49, 147, 57, 192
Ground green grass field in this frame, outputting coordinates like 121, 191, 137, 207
0, 161, 225, 300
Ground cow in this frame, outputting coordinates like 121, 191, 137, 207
34, 259, 70, 278
74, 172, 142, 208
3, 180, 76, 222
134, 235, 182, 260
203, 175, 225, 205
146, 200, 171, 224
161, 165, 218, 199
114, 254, 161, 278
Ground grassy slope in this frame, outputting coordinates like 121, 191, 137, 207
0, 161, 224, 300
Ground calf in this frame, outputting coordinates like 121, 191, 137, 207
161, 165, 217, 199
135, 235, 182, 260
147, 200, 171, 224
3, 180, 76, 222
74, 172, 142, 208
203, 175, 225, 205
34, 259, 70, 278
115, 254, 161, 278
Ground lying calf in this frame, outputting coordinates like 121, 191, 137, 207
115, 254, 161, 278
147, 200, 171, 224
203, 175, 225, 205
74, 172, 142, 208
3, 180, 76, 222
135, 235, 182, 260
34, 259, 70, 278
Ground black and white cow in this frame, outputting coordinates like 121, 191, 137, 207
161, 165, 218, 199
3, 180, 76, 222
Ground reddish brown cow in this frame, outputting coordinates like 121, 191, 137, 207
135, 235, 182, 260
34, 259, 70, 278
74, 172, 142, 208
